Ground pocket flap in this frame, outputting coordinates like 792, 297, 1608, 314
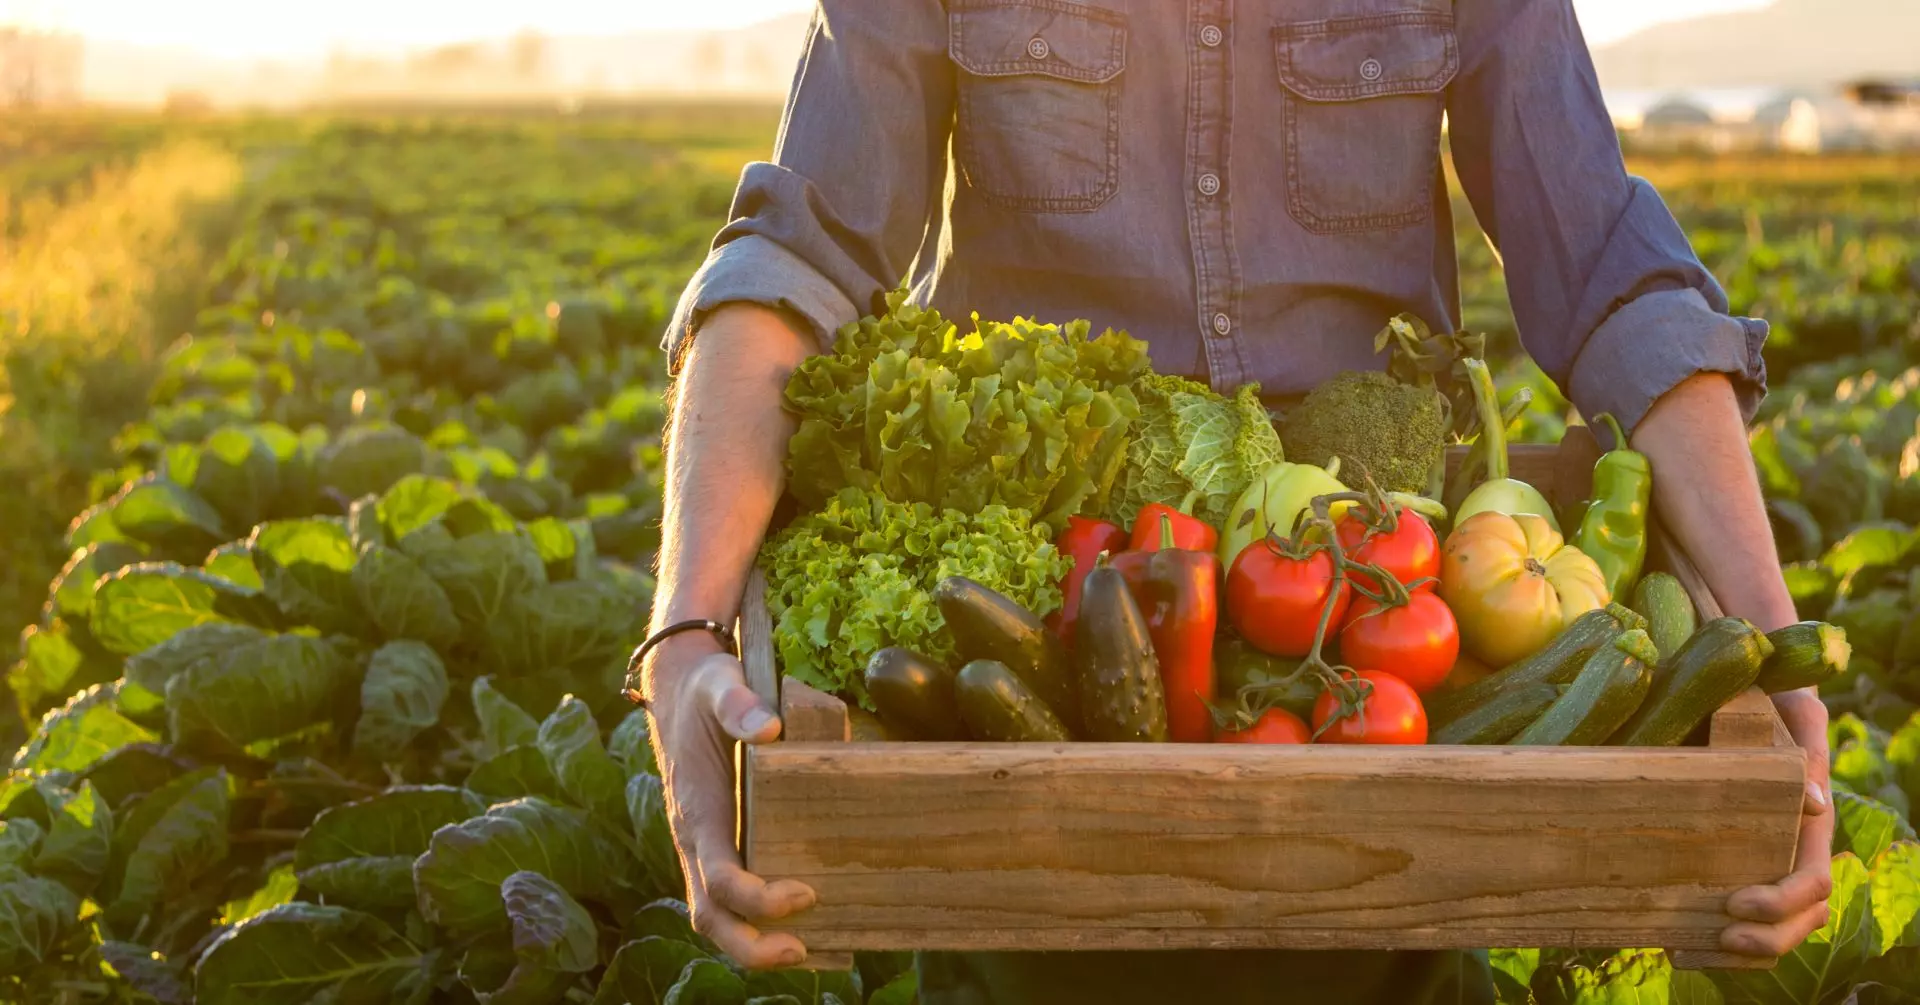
1274, 13, 1458, 101
951, 0, 1127, 83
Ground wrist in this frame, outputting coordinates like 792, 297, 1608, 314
637, 631, 728, 706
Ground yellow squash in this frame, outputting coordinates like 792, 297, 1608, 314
1439, 510, 1611, 668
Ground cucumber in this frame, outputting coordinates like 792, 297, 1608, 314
1074, 566, 1169, 742
1609, 617, 1775, 747
1430, 683, 1564, 745
1629, 572, 1697, 661
954, 660, 1073, 742
864, 647, 964, 740
1757, 621, 1851, 693
1509, 630, 1658, 745
935, 576, 1076, 725
1427, 604, 1645, 726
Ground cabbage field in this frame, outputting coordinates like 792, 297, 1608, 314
2, 110, 1919, 1004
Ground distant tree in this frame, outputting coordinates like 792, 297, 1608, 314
692, 35, 725, 83
0, 26, 81, 106
410, 42, 484, 84
510, 29, 549, 83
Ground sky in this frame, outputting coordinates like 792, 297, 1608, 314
5, 0, 1772, 60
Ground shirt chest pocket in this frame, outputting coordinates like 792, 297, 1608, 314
1273, 12, 1459, 234
949, 0, 1128, 213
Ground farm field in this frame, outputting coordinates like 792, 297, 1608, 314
2, 106, 1919, 1004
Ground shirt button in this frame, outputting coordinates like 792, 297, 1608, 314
1197, 173, 1221, 197
1199, 24, 1223, 47
1212, 313, 1232, 336
1360, 57, 1384, 81
1027, 36, 1051, 60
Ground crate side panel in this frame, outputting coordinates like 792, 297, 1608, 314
746, 744, 1801, 948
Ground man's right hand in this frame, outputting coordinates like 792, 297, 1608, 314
646, 635, 818, 969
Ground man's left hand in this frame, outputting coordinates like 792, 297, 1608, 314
1720, 688, 1834, 957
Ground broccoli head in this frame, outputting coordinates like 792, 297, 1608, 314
1279, 370, 1445, 494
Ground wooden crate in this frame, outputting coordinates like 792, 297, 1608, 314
735, 428, 1806, 970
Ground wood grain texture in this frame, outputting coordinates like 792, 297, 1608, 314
1648, 516, 1726, 621
1710, 688, 1796, 750
745, 742, 1804, 953
739, 567, 779, 712
781, 678, 850, 743
737, 433, 1802, 965
1670, 949, 1775, 972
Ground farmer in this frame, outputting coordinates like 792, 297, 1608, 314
632, 0, 1833, 1001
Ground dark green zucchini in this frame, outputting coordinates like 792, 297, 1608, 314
1756, 621, 1850, 693
863, 647, 964, 740
1074, 565, 1168, 743
1609, 617, 1775, 747
1629, 572, 1697, 660
1509, 630, 1658, 745
954, 660, 1073, 742
1427, 604, 1645, 726
1429, 683, 1564, 745
935, 576, 1076, 724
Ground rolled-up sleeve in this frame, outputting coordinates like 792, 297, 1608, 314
662, 0, 956, 374
1445, 0, 1768, 432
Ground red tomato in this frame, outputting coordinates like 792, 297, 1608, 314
1311, 670, 1428, 745
1337, 592, 1461, 694
1215, 707, 1310, 744
1226, 542, 1350, 658
1335, 507, 1440, 595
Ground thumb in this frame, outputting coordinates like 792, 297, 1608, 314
701, 662, 782, 743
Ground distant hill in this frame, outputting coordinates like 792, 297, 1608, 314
1591, 0, 1920, 91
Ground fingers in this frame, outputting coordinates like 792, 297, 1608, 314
690, 896, 811, 970
1727, 860, 1835, 925
704, 856, 817, 921
687, 852, 815, 969
1721, 899, 1831, 958
1722, 796, 1837, 958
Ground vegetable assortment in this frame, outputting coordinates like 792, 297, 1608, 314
799, 295, 1850, 752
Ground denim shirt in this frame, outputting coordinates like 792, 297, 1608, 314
665, 0, 1768, 433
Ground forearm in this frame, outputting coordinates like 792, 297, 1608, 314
650, 305, 816, 643
1631, 372, 1797, 633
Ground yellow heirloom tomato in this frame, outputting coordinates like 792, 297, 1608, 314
1438, 511, 1610, 669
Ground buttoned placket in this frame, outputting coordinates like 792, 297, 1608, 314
1186, 0, 1243, 390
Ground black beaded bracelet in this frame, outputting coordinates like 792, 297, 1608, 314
622, 619, 737, 707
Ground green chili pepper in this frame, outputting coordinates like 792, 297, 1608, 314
1572, 413, 1652, 602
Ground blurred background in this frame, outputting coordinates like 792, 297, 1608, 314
0, 4, 1919, 1002
1, 1, 1916, 657
2, 0, 1918, 666
2, 6, 1919, 728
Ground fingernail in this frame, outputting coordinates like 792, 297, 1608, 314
742, 709, 776, 735
780, 949, 805, 967
1808, 783, 1829, 809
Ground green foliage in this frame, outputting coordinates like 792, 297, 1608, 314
759, 486, 1070, 705
782, 289, 1150, 531
15, 113, 1920, 1005
1105, 374, 1286, 529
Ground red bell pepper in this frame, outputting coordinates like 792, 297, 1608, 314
1129, 502, 1218, 554
1050, 515, 1132, 643
1110, 513, 1220, 742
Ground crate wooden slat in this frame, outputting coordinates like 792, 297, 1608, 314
738, 435, 1807, 969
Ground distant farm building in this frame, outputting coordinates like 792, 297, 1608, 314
1614, 80, 1920, 153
